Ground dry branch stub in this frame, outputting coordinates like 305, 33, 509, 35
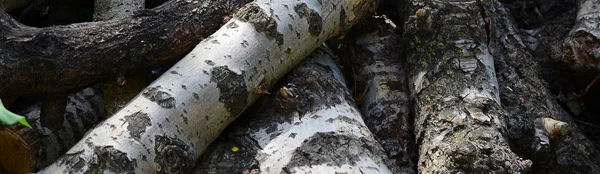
0, 87, 104, 174
335, 16, 416, 173
403, 0, 531, 173
39, 0, 376, 173
194, 47, 395, 174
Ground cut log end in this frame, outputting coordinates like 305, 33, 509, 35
0, 127, 34, 174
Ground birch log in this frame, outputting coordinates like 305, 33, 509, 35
337, 17, 416, 173
40, 0, 376, 173
0, 87, 104, 174
485, 2, 600, 172
403, 0, 531, 172
193, 47, 395, 174
562, 0, 600, 72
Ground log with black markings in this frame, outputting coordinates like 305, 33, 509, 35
194, 47, 395, 174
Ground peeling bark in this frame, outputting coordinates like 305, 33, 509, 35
0, 0, 249, 98
39, 0, 376, 173
194, 48, 394, 174
562, 0, 600, 72
403, 0, 531, 173
336, 17, 416, 173
0, 87, 103, 174
486, 1, 600, 172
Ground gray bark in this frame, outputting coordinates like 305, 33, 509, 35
485, 1, 600, 173
336, 16, 416, 173
403, 0, 531, 173
39, 0, 376, 173
0, 87, 103, 174
193, 47, 395, 174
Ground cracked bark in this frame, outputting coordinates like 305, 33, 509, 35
0, 87, 104, 174
194, 47, 395, 174
39, 0, 376, 173
403, 0, 531, 172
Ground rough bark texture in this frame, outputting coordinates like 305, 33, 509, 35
94, 0, 144, 21
0, 87, 103, 174
486, 1, 600, 173
562, 0, 600, 72
336, 17, 416, 173
39, 0, 376, 173
0, 0, 249, 98
403, 0, 531, 173
193, 48, 395, 174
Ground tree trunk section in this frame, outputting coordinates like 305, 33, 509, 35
193, 47, 395, 174
0, 0, 248, 98
403, 0, 531, 173
485, 1, 600, 173
336, 17, 416, 173
39, 0, 376, 173
0, 87, 104, 174
562, 0, 600, 72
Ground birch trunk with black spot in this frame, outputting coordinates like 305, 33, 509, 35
0, 87, 104, 174
484, 2, 600, 173
336, 17, 416, 173
562, 0, 600, 72
193, 47, 395, 174
403, 0, 531, 173
40, 0, 376, 173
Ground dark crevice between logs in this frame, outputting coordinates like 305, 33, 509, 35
503, 0, 600, 154
8, 0, 94, 27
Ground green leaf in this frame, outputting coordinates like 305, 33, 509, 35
0, 99, 32, 128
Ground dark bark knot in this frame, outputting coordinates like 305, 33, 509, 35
286, 132, 374, 170
154, 135, 195, 174
88, 146, 137, 174
142, 86, 176, 108
210, 66, 249, 116
294, 3, 323, 36
235, 3, 284, 46
124, 112, 152, 142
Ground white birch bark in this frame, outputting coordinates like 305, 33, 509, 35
40, 0, 376, 173
337, 17, 416, 173
193, 47, 394, 174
